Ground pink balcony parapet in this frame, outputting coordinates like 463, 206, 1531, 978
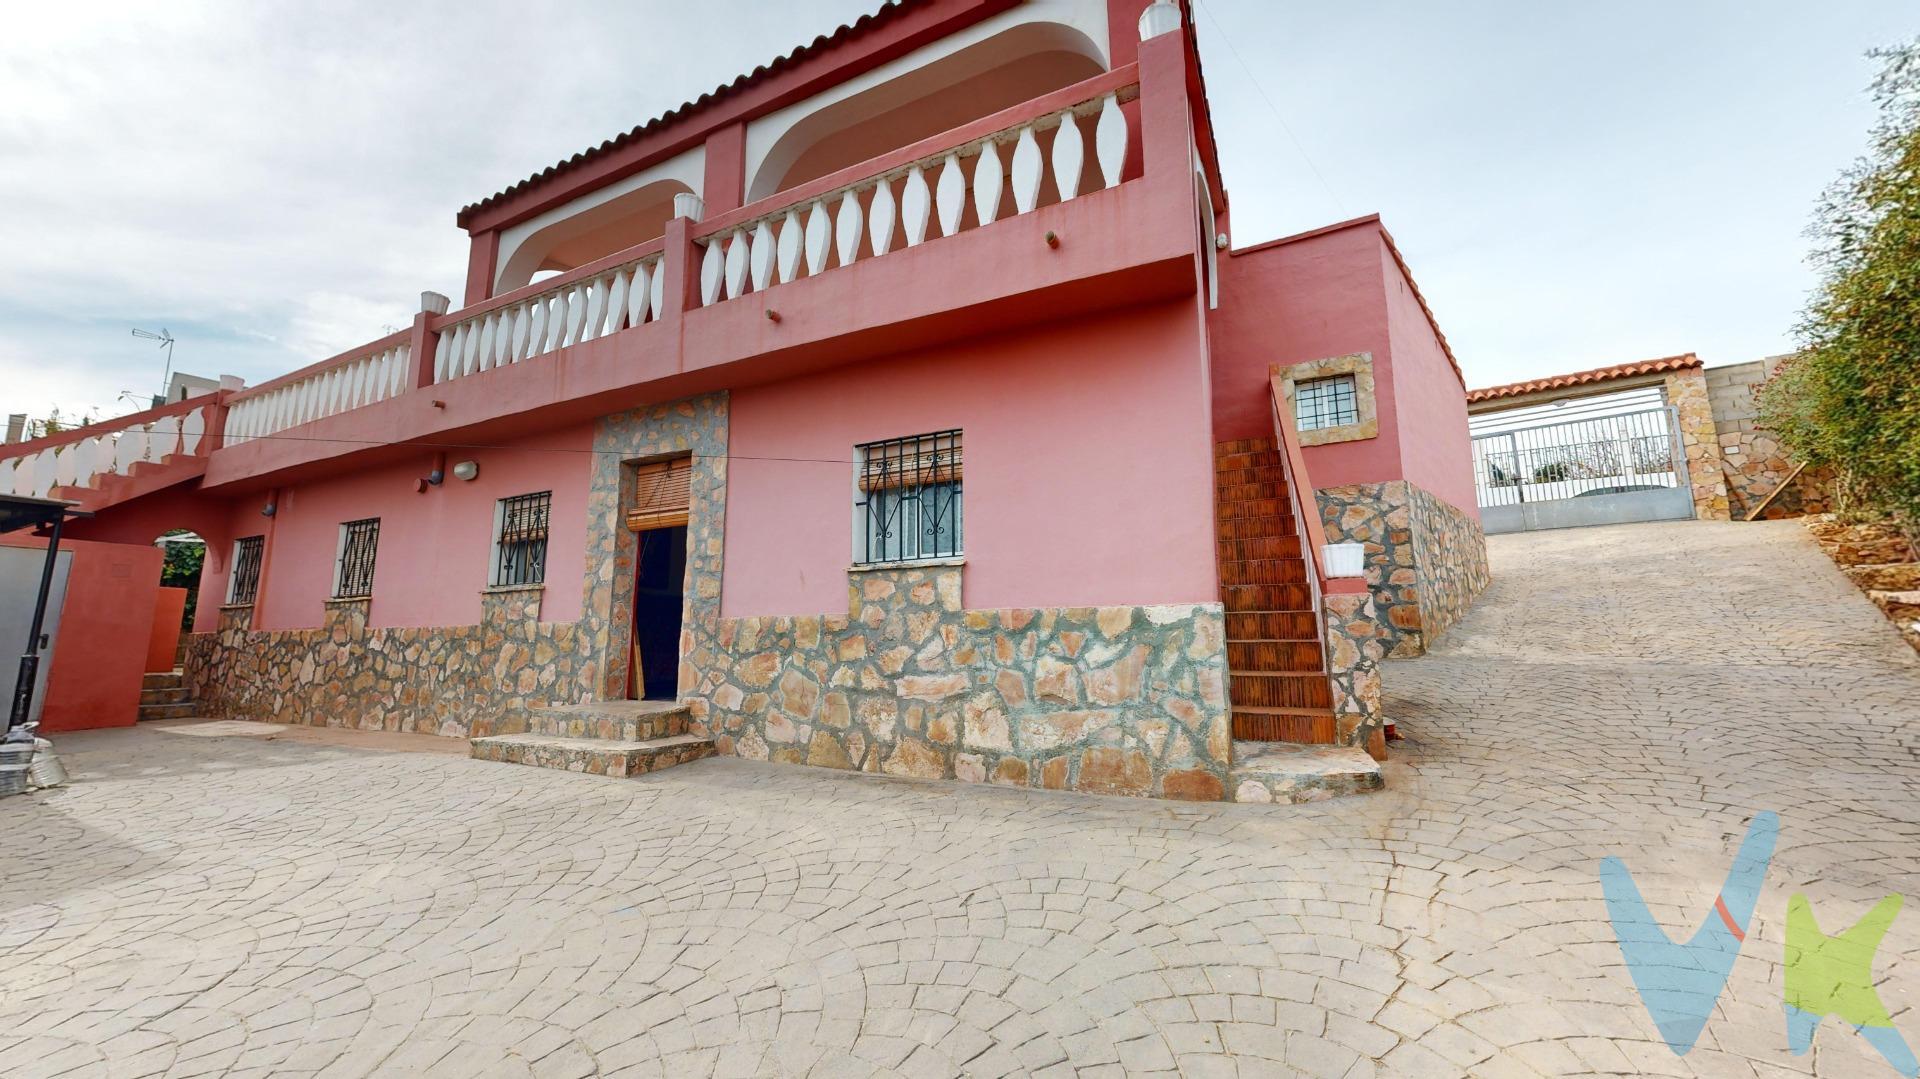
693, 65, 1141, 307
223, 331, 413, 448
0, 393, 228, 506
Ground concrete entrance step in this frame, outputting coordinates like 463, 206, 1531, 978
1230, 741, 1382, 804
526, 700, 690, 741
137, 701, 199, 722
469, 732, 715, 778
142, 671, 184, 691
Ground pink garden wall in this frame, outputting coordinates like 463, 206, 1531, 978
723, 298, 1219, 618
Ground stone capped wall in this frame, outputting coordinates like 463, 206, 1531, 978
1665, 366, 1732, 521
1316, 480, 1489, 657
693, 565, 1234, 800
184, 586, 593, 738
1322, 590, 1386, 747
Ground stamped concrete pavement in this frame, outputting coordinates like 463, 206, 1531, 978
1, 519, 1916, 1077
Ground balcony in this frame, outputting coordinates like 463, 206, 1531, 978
5, 31, 1206, 501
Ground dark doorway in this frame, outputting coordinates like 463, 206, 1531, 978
630, 525, 686, 700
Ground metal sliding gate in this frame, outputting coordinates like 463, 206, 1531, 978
1471, 402, 1695, 534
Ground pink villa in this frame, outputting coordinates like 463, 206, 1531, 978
0, 0, 1486, 802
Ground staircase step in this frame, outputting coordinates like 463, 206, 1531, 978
1222, 584, 1313, 613
1226, 639, 1323, 671
1213, 437, 1277, 459
1219, 558, 1308, 586
1231, 705, 1337, 743
1230, 741, 1381, 803
1216, 496, 1290, 522
1214, 466, 1290, 488
1216, 515, 1298, 541
1216, 480, 1291, 504
1218, 535, 1303, 562
1226, 611, 1319, 639
140, 687, 190, 706
137, 701, 199, 721
526, 699, 690, 741
142, 671, 184, 690
469, 732, 715, 777
1229, 670, 1333, 709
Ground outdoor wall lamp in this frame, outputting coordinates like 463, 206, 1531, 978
451, 460, 479, 482
260, 499, 276, 518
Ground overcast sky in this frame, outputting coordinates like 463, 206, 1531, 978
1, 1, 1912, 425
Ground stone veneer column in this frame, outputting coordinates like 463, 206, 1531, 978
1664, 366, 1732, 520
1321, 590, 1387, 751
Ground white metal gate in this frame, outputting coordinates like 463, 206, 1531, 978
1471, 401, 1695, 533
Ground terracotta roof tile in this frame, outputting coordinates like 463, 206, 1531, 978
1467, 353, 1701, 404
457, 0, 928, 226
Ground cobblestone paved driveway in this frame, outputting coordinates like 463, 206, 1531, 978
2, 520, 1916, 1077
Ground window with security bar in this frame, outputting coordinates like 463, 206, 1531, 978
228, 535, 264, 605
493, 492, 551, 586
854, 431, 962, 566
333, 518, 380, 599
1295, 374, 1360, 431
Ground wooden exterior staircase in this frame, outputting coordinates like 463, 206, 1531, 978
1215, 437, 1336, 743
1214, 375, 1387, 803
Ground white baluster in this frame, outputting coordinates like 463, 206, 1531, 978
151, 414, 181, 459
351, 360, 370, 408
1053, 110, 1086, 201
182, 408, 204, 454
869, 178, 897, 258
567, 282, 590, 344
803, 200, 831, 276
434, 326, 455, 382
32, 447, 57, 496
392, 347, 410, 396
699, 241, 724, 305
1011, 124, 1042, 214
477, 314, 497, 372
112, 430, 141, 474
724, 230, 750, 299
935, 152, 965, 237
53, 444, 76, 487
544, 292, 568, 352
835, 189, 864, 267
581, 280, 605, 342
629, 262, 651, 325
901, 165, 931, 247
776, 209, 803, 283
973, 139, 1004, 226
607, 268, 631, 333
521, 301, 544, 359
1096, 93, 1127, 189
68, 438, 95, 485
494, 308, 517, 363
648, 259, 665, 321
749, 221, 774, 292
506, 304, 528, 360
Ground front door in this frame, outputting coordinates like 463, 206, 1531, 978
630, 525, 686, 700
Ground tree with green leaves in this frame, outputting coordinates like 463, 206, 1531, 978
1758, 41, 1920, 546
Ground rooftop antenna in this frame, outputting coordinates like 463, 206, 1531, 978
131, 327, 176, 403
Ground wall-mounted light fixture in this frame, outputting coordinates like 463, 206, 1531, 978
451, 460, 479, 482
260, 499, 276, 518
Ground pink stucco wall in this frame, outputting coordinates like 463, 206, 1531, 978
1208, 214, 1476, 516
1377, 237, 1478, 518
203, 423, 596, 632
722, 298, 1219, 618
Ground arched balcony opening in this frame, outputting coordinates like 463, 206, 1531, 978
746, 19, 1108, 204
495, 177, 695, 293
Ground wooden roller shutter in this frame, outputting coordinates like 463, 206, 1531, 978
626, 457, 692, 531
857, 432, 962, 492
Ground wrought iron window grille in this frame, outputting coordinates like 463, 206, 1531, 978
1295, 374, 1360, 431
334, 518, 380, 599
229, 536, 264, 605
494, 491, 552, 587
854, 430, 963, 566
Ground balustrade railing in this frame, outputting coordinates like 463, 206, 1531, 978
432, 250, 664, 386
693, 74, 1139, 307
224, 339, 411, 447
0, 399, 214, 500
